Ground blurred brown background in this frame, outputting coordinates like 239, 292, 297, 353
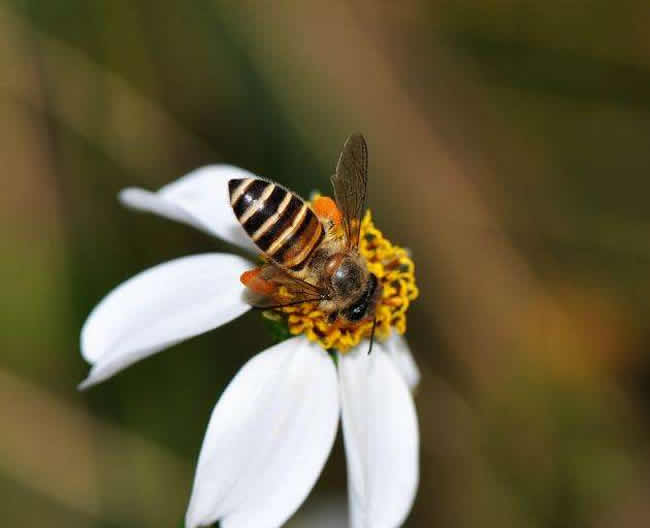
2, 1, 650, 526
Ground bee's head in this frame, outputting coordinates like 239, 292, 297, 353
341, 272, 382, 322
325, 253, 382, 322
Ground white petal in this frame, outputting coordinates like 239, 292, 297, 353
384, 333, 420, 390
339, 344, 419, 528
119, 165, 258, 251
79, 253, 251, 389
186, 337, 339, 528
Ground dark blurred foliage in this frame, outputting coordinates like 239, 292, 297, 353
2, 1, 650, 527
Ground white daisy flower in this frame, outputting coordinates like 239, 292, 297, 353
79, 159, 420, 528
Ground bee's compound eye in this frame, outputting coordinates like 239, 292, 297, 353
346, 302, 366, 321
342, 273, 379, 322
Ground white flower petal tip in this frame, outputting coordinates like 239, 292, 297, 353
185, 337, 340, 528
339, 345, 419, 528
79, 253, 252, 389
385, 334, 421, 390
118, 165, 259, 251
77, 377, 95, 391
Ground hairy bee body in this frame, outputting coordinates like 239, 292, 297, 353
228, 176, 381, 322
229, 178, 325, 272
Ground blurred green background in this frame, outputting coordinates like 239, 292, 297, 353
2, 1, 650, 526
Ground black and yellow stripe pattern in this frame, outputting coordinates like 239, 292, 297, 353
228, 178, 324, 271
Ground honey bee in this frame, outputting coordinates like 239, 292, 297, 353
228, 134, 382, 345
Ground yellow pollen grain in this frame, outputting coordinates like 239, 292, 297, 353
268, 206, 418, 353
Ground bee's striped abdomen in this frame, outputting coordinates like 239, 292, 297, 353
228, 178, 324, 271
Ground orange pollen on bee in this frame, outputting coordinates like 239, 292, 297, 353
312, 196, 343, 226
241, 268, 276, 296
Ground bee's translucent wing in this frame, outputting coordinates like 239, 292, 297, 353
242, 262, 326, 309
331, 133, 368, 250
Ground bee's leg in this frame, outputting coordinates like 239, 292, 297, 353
327, 310, 339, 324
240, 267, 276, 296
368, 318, 377, 355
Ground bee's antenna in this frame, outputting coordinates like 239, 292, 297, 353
368, 318, 377, 355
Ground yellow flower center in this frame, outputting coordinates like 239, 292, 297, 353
266, 209, 418, 353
